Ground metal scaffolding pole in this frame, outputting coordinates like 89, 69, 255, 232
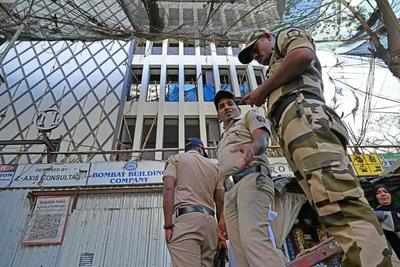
0, 22, 25, 67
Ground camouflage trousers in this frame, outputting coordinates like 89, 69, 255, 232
272, 95, 392, 267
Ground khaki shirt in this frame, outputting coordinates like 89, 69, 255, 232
164, 150, 223, 210
217, 109, 272, 177
266, 27, 324, 116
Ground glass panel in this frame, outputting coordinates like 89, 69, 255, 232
237, 68, 250, 96
168, 41, 179, 55
184, 40, 195, 55
206, 118, 220, 158
151, 41, 163, 55
117, 117, 136, 161
185, 118, 200, 140
147, 67, 161, 102
202, 67, 215, 101
219, 67, 232, 92
254, 68, 265, 85
166, 66, 179, 102
141, 118, 157, 160
129, 66, 142, 101
135, 40, 146, 55
163, 118, 179, 160
184, 66, 197, 102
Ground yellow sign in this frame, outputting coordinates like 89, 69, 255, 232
351, 153, 383, 176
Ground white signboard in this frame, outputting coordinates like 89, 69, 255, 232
11, 163, 89, 188
23, 196, 71, 246
0, 164, 16, 187
269, 157, 295, 178
88, 160, 165, 186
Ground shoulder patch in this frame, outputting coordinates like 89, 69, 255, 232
256, 115, 266, 123
286, 28, 302, 38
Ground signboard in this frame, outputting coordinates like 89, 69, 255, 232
88, 160, 165, 186
23, 196, 71, 245
11, 163, 89, 188
0, 164, 16, 187
381, 152, 400, 169
351, 153, 383, 176
269, 157, 295, 178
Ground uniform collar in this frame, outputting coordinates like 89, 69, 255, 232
223, 114, 242, 130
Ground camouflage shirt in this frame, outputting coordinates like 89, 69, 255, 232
266, 27, 324, 116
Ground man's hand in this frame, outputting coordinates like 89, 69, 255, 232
217, 220, 227, 249
165, 228, 173, 242
231, 142, 256, 170
241, 86, 269, 107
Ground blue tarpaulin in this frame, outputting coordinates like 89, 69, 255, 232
165, 83, 179, 102
240, 84, 250, 96
204, 83, 216, 102
184, 84, 198, 102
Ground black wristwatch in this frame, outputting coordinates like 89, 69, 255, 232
163, 224, 174, 229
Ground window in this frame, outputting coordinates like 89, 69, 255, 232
117, 117, 136, 160
169, 8, 180, 27
200, 41, 211, 56
254, 68, 265, 85
239, 10, 252, 28
183, 8, 194, 26
219, 67, 232, 92
237, 67, 250, 96
206, 118, 220, 158
168, 40, 179, 55
184, 40, 195, 55
224, 9, 235, 27
141, 117, 157, 160
185, 118, 200, 140
147, 66, 161, 102
163, 118, 179, 160
135, 40, 146, 55
184, 66, 197, 102
166, 66, 179, 102
231, 43, 241, 56
129, 66, 142, 101
216, 44, 227, 56
202, 67, 215, 101
151, 41, 162, 55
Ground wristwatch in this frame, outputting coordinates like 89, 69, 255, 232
163, 224, 174, 229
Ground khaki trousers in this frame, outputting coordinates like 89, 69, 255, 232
224, 173, 286, 267
167, 212, 217, 267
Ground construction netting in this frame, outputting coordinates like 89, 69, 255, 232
0, 0, 329, 43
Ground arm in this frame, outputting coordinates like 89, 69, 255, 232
231, 127, 269, 170
215, 187, 226, 248
163, 175, 176, 242
242, 48, 315, 106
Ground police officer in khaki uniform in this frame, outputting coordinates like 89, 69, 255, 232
163, 138, 225, 267
240, 27, 392, 267
215, 90, 286, 267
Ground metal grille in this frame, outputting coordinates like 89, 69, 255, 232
0, 40, 130, 164
79, 253, 94, 267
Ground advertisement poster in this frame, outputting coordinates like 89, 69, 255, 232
23, 196, 71, 246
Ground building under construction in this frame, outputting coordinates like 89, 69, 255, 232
0, 0, 399, 266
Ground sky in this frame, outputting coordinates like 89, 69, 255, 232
316, 49, 400, 150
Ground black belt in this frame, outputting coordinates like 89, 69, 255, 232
232, 165, 267, 184
270, 92, 324, 127
175, 205, 215, 218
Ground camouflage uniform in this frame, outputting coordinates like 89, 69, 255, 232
266, 28, 392, 267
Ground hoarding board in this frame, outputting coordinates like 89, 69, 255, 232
0, 164, 16, 187
11, 163, 89, 188
88, 160, 165, 186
